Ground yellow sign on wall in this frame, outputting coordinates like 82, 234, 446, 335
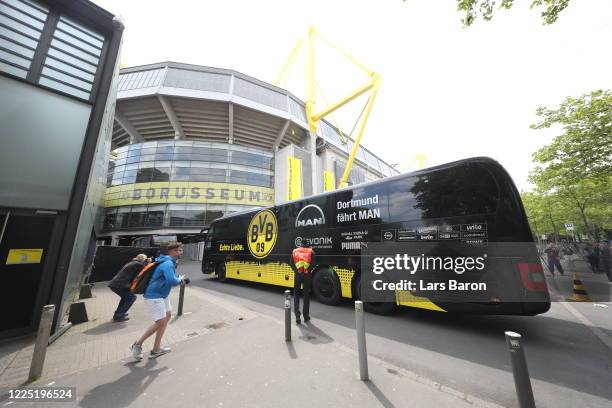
324, 170, 335, 191
287, 156, 302, 200
104, 182, 275, 208
6, 249, 44, 265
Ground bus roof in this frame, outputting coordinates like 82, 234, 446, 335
211, 156, 506, 223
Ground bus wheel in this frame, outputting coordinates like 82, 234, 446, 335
353, 275, 396, 315
216, 262, 227, 282
313, 267, 341, 305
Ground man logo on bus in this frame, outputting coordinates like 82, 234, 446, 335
247, 209, 278, 259
295, 204, 325, 228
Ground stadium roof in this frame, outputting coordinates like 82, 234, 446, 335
113, 62, 399, 177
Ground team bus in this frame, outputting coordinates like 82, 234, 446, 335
201, 157, 550, 315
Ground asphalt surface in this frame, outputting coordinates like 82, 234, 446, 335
180, 261, 612, 408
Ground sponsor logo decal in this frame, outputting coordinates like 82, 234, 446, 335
219, 243, 244, 252
295, 236, 333, 248
247, 209, 278, 259
295, 204, 325, 227
341, 242, 366, 250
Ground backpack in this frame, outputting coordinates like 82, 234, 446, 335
130, 262, 158, 294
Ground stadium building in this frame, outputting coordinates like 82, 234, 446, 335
102, 62, 399, 246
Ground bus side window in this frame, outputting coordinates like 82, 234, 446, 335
205, 226, 214, 249
387, 164, 499, 222
387, 176, 421, 222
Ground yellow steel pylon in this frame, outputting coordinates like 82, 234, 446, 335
276, 26, 381, 189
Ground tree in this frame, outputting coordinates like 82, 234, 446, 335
526, 89, 612, 241
455, 0, 570, 27
530, 89, 612, 188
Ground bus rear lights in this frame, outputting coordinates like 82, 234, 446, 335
518, 263, 547, 292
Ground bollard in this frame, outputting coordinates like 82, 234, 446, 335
284, 290, 291, 341
177, 282, 185, 316
505, 331, 536, 408
29, 304, 55, 382
355, 301, 368, 381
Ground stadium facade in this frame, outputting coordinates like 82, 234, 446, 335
102, 62, 399, 245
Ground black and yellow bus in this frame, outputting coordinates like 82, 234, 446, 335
201, 157, 550, 315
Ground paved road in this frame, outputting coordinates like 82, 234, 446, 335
181, 261, 612, 408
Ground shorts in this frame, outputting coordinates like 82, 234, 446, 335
144, 297, 172, 321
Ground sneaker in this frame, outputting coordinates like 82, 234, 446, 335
295, 318, 301, 325
131, 342, 143, 360
149, 346, 171, 358
114, 316, 130, 322
304, 316, 310, 323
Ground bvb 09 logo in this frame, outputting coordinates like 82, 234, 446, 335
247, 209, 278, 259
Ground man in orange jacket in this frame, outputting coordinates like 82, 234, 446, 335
291, 241, 316, 324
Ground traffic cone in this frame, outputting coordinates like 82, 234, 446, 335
566, 273, 591, 302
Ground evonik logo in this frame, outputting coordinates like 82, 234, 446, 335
295, 236, 332, 247
295, 204, 325, 227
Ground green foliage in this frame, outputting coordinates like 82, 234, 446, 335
524, 89, 612, 240
456, 0, 569, 27
530, 90, 612, 188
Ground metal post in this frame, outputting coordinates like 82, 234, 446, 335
355, 301, 368, 381
505, 331, 536, 408
29, 304, 55, 382
177, 282, 185, 316
284, 290, 291, 341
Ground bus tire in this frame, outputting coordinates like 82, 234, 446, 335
313, 267, 341, 305
353, 274, 397, 315
216, 262, 227, 282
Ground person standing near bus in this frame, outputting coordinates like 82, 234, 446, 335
131, 242, 189, 359
599, 241, 612, 284
291, 241, 316, 324
108, 254, 149, 322
544, 242, 564, 276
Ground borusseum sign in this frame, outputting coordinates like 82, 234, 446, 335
105, 182, 275, 207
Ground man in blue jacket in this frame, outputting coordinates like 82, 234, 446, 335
131, 242, 188, 359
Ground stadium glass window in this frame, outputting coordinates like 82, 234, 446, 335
152, 167, 171, 182
168, 204, 186, 226
155, 153, 173, 161
103, 208, 117, 229
114, 158, 127, 166
173, 153, 193, 161
128, 207, 147, 227
140, 154, 155, 162
184, 205, 206, 226
136, 168, 154, 183
171, 167, 190, 181
123, 170, 137, 184
126, 156, 140, 164
116, 207, 131, 228
145, 205, 166, 227
174, 146, 193, 154
141, 148, 156, 155
156, 146, 174, 154
111, 176, 122, 186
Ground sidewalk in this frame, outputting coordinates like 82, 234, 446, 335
544, 254, 611, 302
1, 300, 503, 408
0, 283, 251, 392
0, 277, 505, 408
